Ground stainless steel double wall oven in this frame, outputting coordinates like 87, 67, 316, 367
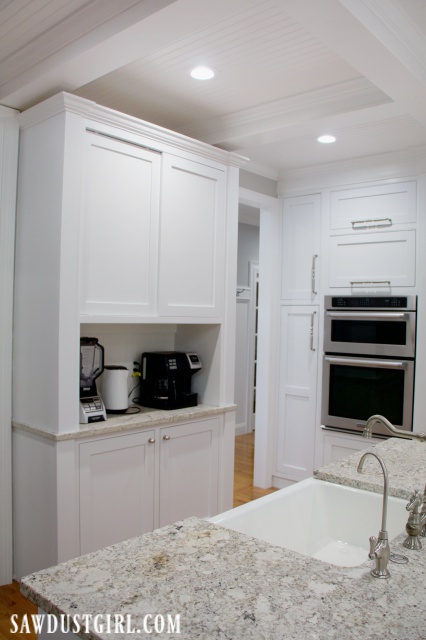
322, 295, 417, 438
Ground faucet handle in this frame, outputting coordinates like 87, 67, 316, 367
369, 535, 377, 559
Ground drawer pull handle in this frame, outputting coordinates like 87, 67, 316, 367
351, 218, 392, 229
148, 438, 155, 444
163, 435, 171, 441
350, 280, 391, 286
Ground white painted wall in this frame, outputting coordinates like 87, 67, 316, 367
237, 223, 259, 287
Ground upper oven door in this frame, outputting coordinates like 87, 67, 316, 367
324, 310, 416, 358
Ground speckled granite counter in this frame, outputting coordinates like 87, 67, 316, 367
314, 437, 426, 499
21, 516, 426, 640
12, 404, 235, 441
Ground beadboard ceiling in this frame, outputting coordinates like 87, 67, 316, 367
1, 0, 426, 179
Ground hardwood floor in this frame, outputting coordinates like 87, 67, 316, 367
0, 432, 275, 638
233, 431, 277, 507
0, 581, 36, 640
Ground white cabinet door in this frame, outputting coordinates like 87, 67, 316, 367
80, 132, 161, 318
158, 155, 226, 318
79, 431, 155, 555
159, 418, 219, 526
281, 194, 321, 302
330, 181, 416, 231
329, 230, 416, 288
321, 431, 381, 466
275, 306, 318, 482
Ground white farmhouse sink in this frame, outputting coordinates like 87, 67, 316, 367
209, 477, 407, 567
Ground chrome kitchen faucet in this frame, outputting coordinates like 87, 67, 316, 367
357, 451, 391, 578
363, 414, 426, 443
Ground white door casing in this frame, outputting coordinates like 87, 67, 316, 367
0, 108, 19, 585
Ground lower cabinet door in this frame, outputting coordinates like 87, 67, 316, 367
79, 431, 155, 555
275, 305, 319, 482
159, 419, 219, 527
321, 431, 380, 466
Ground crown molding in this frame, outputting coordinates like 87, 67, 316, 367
17, 92, 248, 168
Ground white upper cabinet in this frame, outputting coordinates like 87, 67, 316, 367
330, 181, 416, 231
328, 230, 416, 289
281, 194, 321, 302
80, 133, 161, 317
158, 155, 226, 318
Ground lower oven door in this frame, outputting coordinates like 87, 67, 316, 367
322, 355, 414, 437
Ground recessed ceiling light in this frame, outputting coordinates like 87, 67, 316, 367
190, 66, 215, 80
318, 134, 336, 144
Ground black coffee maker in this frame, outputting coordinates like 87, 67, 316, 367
139, 351, 202, 410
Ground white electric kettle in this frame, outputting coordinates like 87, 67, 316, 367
102, 366, 129, 413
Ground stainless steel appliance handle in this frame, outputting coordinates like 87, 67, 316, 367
350, 280, 391, 286
351, 218, 392, 229
310, 311, 316, 351
325, 356, 406, 369
311, 254, 318, 295
326, 311, 408, 320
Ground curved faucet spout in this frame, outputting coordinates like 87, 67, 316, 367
357, 452, 389, 533
363, 414, 426, 443
357, 451, 391, 578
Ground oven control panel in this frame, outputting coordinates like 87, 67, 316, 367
327, 296, 416, 310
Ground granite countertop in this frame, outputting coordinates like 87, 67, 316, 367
21, 517, 426, 640
314, 437, 426, 499
20, 437, 426, 639
12, 404, 235, 442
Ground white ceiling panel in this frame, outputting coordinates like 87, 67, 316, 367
242, 113, 426, 172
1, 0, 426, 178
75, 0, 361, 130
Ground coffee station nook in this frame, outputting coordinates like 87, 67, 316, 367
11, 92, 247, 580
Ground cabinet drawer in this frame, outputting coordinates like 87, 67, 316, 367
328, 230, 416, 288
330, 181, 416, 231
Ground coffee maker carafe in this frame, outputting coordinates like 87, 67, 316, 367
79, 337, 107, 423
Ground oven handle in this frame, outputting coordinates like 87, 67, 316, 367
325, 356, 407, 369
326, 311, 408, 320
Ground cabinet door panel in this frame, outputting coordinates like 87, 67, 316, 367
79, 431, 155, 555
329, 230, 415, 288
275, 306, 318, 482
330, 181, 416, 230
159, 155, 225, 317
281, 195, 320, 301
80, 133, 161, 317
321, 432, 380, 466
159, 419, 219, 526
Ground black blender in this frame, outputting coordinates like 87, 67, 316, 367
79, 337, 107, 423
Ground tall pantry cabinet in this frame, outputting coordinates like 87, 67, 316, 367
12, 93, 245, 578
275, 194, 321, 485
261, 173, 422, 489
